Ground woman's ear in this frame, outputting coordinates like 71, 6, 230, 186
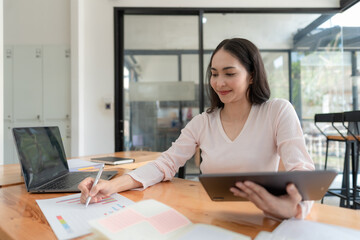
249, 72, 255, 84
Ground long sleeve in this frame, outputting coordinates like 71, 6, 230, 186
128, 114, 204, 189
272, 100, 315, 219
273, 100, 314, 172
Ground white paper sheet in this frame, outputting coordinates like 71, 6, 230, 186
36, 193, 134, 239
178, 225, 236, 240
255, 219, 360, 240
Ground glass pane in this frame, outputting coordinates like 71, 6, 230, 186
202, 13, 319, 101
124, 15, 200, 175
203, 13, 320, 50
292, 2, 360, 171
261, 52, 289, 99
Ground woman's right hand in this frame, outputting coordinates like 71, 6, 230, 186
78, 174, 142, 204
78, 178, 113, 204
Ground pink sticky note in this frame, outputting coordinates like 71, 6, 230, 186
148, 209, 190, 234
98, 209, 144, 233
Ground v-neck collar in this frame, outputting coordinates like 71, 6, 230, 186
216, 105, 254, 143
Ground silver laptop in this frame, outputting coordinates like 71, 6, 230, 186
12, 126, 117, 193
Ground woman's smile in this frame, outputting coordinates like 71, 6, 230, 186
218, 90, 232, 95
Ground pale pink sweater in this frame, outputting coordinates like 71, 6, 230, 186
128, 98, 315, 218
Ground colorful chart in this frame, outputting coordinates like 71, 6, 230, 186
55, 196, 124, 205
56, 215, 73, 233
36, 193, 135, 239
104, 203, 126, 215
56, 196, 81, 204
99, 196, 118, 204
55, 195, 127, 216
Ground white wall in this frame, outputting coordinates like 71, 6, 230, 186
1, 0, 4, 164
74, 0, 116, 156
106, 0, 339, 8
70, 0, 84, 158
3, 0, 70, 45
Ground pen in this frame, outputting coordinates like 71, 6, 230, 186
85, 163, 105, 208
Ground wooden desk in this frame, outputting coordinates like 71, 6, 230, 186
0, 151, 161, 187
0, 175, 359, 240
0, 164, 23, 188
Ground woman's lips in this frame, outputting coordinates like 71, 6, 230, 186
218, 90, 231, 95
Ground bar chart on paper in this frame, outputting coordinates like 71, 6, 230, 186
36, 193, 134, 240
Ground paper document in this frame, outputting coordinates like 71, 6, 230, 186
67, 159, 103, 172
36, 193, 134, 239
254, 219, 360, 240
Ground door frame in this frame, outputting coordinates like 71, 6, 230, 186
114, 9, 205, 152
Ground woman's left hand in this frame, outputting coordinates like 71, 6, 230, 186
230, 181, 302, 219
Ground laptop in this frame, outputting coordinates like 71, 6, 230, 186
199, 170, 337, 201
12, 126, 118, 193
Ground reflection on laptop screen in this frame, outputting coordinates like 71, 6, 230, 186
13, 127, 68, 189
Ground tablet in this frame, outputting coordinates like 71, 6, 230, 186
199, 170, 337, 201
91, 157, 135, 165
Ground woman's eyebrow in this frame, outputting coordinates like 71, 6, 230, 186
211, 66, 236, 71
223, 66, 236, 70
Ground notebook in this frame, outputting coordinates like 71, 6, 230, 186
91, 156, 135, 165
12, 126, 118, 193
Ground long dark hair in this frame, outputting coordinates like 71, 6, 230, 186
206, 38, 270, 113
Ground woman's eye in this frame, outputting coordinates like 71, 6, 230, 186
211, 73, 218, 77
226, 73, 235, 76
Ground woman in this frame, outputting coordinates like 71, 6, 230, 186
78, 38, 314, 219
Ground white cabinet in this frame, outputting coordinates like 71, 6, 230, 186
43, 46, 71, 120
13, 46, 43, 122
3, 45, 71, 164
4, 47, 13, 121
3, 121, 16, 165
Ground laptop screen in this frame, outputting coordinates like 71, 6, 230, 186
13, 127, 69, 189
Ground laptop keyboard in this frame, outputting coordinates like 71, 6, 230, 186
41, 172, 97, 190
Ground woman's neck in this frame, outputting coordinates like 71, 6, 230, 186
221, 100, 252, 122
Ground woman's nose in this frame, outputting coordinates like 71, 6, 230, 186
216, 77, 226, 87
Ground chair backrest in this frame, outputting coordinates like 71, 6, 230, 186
343, 111, 360, 122
314, 112, 345, 138
332, 112, 344, 123
343, 111, 360, 137
314, 113, 334, 123
314, 112, 343, 123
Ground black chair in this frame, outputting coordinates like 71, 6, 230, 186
357, 185, 360, 207
342, 111, 360, 208
314, 112, 355, 208
177, 166, 186, 179
314, 112, 346, 170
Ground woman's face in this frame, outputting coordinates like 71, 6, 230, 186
210, 48, 252, 105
